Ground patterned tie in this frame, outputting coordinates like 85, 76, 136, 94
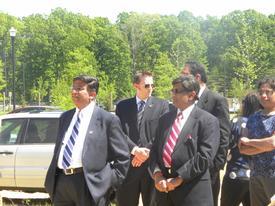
163, 112, 183, 167
62, 113, 81, 169
137, 100, 145, 128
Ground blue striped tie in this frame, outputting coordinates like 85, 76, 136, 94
62, 113, 81, 169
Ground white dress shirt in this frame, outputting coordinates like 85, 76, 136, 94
58, 101, 95, 169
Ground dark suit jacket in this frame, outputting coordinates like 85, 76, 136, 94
197, 87, 230, 170
150, 106, 220, 205
115, 96, 169, 181
45, 106, 130, 205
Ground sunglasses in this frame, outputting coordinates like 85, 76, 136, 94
170, 88, 187, 94
144, 84, 154, 89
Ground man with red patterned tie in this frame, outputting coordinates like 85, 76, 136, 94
149, 75, 220, 206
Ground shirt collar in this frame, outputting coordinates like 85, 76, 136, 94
178, 104, 195, 119
136, 96, 148, 104
198, 84, 206, 98
76, 101, 95, 118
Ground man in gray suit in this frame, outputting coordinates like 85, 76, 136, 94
116, 71, 169, 206
45, 75, 130, 206
181, 61, 230, 206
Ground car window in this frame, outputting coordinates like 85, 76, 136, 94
0, 119, 25, 145
24, 118, 59, 144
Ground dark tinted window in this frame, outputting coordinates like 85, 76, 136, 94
0, 119, 25, 145
24, 118, 59, 144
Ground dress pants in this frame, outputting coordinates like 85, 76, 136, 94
53, 171, 95, 206
211, 170, 220, 206
117, 166, 154, 206
221, 176, 250, 206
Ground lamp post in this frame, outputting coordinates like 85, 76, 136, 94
9, 27, 16, 111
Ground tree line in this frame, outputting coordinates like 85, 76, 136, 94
0, 8, 274, 110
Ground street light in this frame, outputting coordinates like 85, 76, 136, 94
9, 27, 16, 111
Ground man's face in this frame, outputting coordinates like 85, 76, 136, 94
134, 75, 154, 100
71, 80, 95, 109
171, 83, 195, 110
181, 65, 191, 76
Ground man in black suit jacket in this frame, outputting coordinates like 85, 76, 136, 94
182, 61, 231, 206
150, 75, 220, 206
116, 71, 169, 206
45, 75, 130, 206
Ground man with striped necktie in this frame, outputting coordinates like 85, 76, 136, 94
150, 75, 220, 206
45, 75, 130, 206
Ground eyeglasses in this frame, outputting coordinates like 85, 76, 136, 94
144, 84, 154, 89
170, 88, 187, 94
258, 89, 274, 97
71, 86, 86, 92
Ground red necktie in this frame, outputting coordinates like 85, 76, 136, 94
163, 112, 183, 167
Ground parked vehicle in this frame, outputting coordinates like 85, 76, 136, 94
0, 111, 62, 191
8, 106, 62, 114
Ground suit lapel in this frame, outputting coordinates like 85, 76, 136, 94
141, 96, 154, 121
197, 88, 209, 109
82, 106, 101, 154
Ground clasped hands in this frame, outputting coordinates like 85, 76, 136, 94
131, 147, 150, 167
153, 172, 183, 193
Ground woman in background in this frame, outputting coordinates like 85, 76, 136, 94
239, 77, 275, 206
221, 92, 262, 206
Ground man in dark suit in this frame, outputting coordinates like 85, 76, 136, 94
150, 75, 220, 206
115, 71, 169, 206
45, 75, 130, 206
181, 61, 231, 206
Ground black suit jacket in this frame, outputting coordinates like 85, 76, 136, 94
115, 96, 169, 181
45, 106, 130, 205
150, 106, 220, 205
197, 87, 230, 170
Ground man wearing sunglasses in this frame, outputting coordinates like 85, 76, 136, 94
116, 71, 169, 206
149, 75, 220, 206
181, 61, 230, 206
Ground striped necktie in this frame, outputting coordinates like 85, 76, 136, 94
163, 112, 183, 168
137, 100, 145, 128
62, 113, 81, 169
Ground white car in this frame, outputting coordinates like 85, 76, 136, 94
0, 111, 62, 191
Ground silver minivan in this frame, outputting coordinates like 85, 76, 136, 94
0, 111, 62, 191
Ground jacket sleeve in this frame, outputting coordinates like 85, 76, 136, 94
212, 96, 231, 170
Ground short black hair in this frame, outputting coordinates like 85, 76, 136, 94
172, 75, 200, 100
257, 77, 275, 90
185, 61, 207, 83
73, 75, 99, 94
242, 92, 263, 117
133, 71, 153, 84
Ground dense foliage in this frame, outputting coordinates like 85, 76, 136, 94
0, 8, 274, 110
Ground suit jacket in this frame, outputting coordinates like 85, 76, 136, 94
197, 87, 230, 170
115, 96, 169, 181
150, 106, 220, 205
45, 106, 130, 205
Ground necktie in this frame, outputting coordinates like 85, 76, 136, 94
163, 112, 183, 167
137, 100, 145, 128
62, 113, 81, 169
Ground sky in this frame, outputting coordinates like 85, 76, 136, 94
0, 0, 274, 22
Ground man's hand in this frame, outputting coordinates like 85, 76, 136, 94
166, 177, 183, 191
131, 147, 150, 167
153, 172, 183, 193
153, 172, 168, 193
131, 156, 143, 167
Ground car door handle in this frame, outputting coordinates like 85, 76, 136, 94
0, 151, 14, 155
